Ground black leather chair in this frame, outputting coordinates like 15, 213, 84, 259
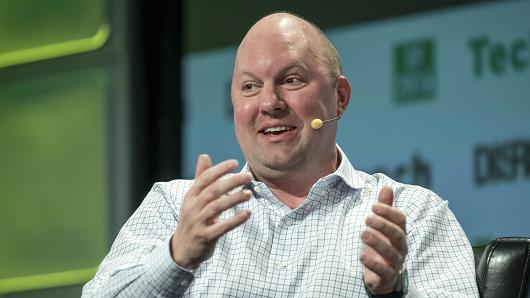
474, 237, 530, 298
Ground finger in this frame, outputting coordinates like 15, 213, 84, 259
361, 229, 402, 268
195, 154, 213, 178
361, 251, 383, 290
363, 267, 381, 292
361, 241, 387, 268
199, 173, 252, 206
366, 214, 407, 254
200, 190, 252, 221
378, 186, 393, 206
206, 210, 251, 239
372, 203, 407, 232
189, 159, 239, 196
360, 248, 398, 283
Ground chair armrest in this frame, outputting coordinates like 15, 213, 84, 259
476, 237, 530, 298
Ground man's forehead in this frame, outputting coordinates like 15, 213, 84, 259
237, 13, 315, 52
233, 37, 313, 78
249, 13, 307, 36
235, 17, 312, 63
231, 13, 331, 80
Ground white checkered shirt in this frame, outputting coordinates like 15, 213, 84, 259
83, 147, 479, 297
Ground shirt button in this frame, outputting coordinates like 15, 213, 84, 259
275, 261, 287, 270
180, 279, 189, 287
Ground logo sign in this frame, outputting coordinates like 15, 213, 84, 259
393, 39, 436, 103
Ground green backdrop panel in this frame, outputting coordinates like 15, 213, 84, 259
0, 68, 108, 290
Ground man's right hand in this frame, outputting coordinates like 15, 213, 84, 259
170, 154, 252, 269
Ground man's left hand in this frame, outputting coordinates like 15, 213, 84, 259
360, 186, 408, 295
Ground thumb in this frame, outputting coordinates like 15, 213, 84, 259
378, 186, 394, 206
195, 154, 212, 179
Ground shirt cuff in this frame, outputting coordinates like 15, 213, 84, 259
142, 236, 195, 296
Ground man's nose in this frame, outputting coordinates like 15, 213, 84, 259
259, 85, 286, 116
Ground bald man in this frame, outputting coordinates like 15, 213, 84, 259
83, 13, 479, 297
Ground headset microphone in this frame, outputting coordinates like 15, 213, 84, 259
310, 116, 340, 129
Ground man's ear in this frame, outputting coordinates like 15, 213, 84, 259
336, 75, 351, 117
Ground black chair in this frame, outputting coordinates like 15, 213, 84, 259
474, 237, 530, 298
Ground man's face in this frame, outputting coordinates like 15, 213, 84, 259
231, 22, 341, 175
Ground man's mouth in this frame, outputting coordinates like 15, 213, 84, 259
261, 126, 295, 135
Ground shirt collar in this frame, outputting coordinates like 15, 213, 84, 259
335, 144, 365, 189
240, 144, 365, 190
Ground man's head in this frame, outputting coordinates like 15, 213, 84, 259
231, 13, 351, 182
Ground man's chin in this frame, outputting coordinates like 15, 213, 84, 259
243, 144, 307, 173
258, 155, 305, 173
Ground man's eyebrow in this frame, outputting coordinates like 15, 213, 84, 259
280, 63, 307, 74
235, 63, 308, 80
236, 71, 259, 80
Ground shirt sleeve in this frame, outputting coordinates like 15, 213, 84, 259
399, 187, 480, 298
81, 181, 194, 297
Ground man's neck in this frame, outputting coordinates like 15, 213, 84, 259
251, 148, 341, 209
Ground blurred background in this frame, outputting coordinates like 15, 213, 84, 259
1, 0, 528, 296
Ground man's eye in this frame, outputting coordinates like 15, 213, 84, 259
284, 77, 304, 88
242, 83, 255, 91
285, 77, 302, 85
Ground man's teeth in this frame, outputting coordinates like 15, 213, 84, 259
264, 126, 293, 133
